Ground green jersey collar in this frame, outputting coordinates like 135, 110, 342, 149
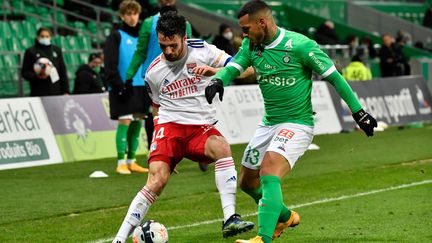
265, 27, 284, 49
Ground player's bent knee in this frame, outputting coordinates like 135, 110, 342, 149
206, 136, 231, 158
147, 172, 169, 194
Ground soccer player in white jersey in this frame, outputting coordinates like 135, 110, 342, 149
111, 11, 254, 243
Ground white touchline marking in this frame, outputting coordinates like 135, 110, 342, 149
88, 179, 432, 243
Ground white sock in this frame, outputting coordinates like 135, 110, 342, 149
112, 186, 158, 243
117, 159, 126, 167
215, 157, 237, 222
126, 159, 135, 165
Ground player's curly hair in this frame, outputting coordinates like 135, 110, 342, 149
237, 0, 271, 19
156, 11, 186, 38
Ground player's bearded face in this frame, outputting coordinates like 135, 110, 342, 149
239, 14, 265, 45
158, 34, 186, 62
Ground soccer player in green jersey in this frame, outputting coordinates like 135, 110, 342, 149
205, 1, 377, 243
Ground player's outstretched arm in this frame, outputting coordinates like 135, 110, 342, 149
325, 71, 377, 136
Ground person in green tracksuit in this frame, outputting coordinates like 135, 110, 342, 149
204, 1, 378, 243
126, 0, 210, 172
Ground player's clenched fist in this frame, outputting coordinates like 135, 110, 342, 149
352, 109, 377, 137
205, 78, 224, 104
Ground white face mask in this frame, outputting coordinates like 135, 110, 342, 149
223, 32, 233, 40
39, 38, 51, 46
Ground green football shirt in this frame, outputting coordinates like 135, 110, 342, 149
215, 27, 362, 126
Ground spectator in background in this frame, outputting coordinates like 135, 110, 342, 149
104, 0, 149, 175
73, 53, 107, 94
379, 34, 397, 77
314, 20, 339, 45
379, 34, 410, 77
360, 36, 378, 59
112, 0, 157, 20
212, 23, 236, 56
394, 31, 411, 76
345, 35, 359, 57
423, 5, 432, 29
343, 49, 372, 81
21, 27, 69, 96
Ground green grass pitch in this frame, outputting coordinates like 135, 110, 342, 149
0, 124, 431, 242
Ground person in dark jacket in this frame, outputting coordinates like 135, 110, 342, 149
212, 23, 236, 56
379, 34, 409, 77
21, 27, 69, 96
73, 53, 106, 94
104, 0, 149, 175
314, 20, 340, 45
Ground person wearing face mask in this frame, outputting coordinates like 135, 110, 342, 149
21, 27, 69, 96
73, 53, 107, 94
213, 23, 236, 56
104, 0, 150, 175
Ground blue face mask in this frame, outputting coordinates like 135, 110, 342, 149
38, 38, 51, 46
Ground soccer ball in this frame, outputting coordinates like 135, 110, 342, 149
132, 220, 168, 243
33, 57, 53, 76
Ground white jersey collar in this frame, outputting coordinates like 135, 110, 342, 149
265, 27, 285, 49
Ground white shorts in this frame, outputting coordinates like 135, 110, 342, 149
241, 123, 314, 170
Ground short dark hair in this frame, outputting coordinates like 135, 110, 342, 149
156, 11, 186, 38
237, 0, 271, 19
36, 27, 52, 37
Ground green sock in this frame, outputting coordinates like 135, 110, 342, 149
127, 120, 142, 161
116, 124, 129, 161
258, 175, 283, 242
279, 204, 292, 222
243, 185, 291, 222
243, 187, 262, 205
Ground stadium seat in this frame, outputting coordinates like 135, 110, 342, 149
54, 12, 67, 25
2, 55, 19, 68
11, 0, 25, 11
19, 37, 33, 50
0, 38, 8, 51
78, 35, 92, 50
6, 38, 22, 52
0, 22, 12, 36
66, 36, 80, 50
22, 21, 37, 37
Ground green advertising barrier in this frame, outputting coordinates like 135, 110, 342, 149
41, 94, 148, 163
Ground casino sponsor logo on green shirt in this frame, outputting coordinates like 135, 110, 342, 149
257, 74, 296, 86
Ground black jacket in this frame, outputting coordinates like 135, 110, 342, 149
21, 40, 69, 96
104, 22, 140, 89
73, 64, 106, 94
212, 35, 235, 56
314, 24, 340, 45
379, 43, 409, 77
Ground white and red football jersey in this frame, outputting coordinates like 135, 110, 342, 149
145, 39, 232, 125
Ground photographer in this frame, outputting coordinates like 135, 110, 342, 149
21, 27, 69, 96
